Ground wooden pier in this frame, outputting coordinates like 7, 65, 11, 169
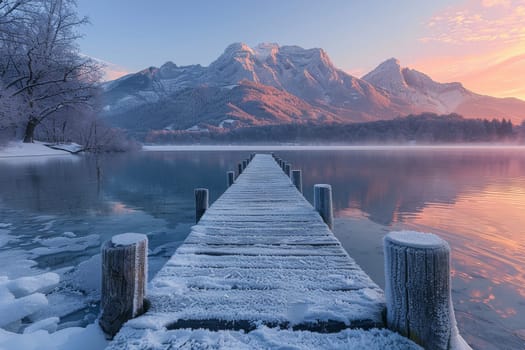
104, 154, 464, 349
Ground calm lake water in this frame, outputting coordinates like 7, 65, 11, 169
0, 148, 524, 349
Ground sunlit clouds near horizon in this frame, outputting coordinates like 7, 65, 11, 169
413, 0, 525, 100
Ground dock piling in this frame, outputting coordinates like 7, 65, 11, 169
384, 231, 465, 350
292, 170, 302, 193
195, 188, 209, 223
284, 163, 291, 177
314, 184, 333, 230
227, 171, 235, 187
100, 233, 148, 337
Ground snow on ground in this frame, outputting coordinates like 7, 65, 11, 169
0, 141, 74, 158
108, 326, 422, 350
46, 143, 83, 154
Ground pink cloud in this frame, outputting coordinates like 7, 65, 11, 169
411, 0, 525, 100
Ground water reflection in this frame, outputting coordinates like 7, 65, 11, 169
274, 149, 525, 350
1, 149, 524, 348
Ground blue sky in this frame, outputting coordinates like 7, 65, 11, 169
77, 0, 525, 99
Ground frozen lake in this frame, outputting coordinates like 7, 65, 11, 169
0, 148, 524, 349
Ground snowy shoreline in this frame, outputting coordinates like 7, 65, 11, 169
0, 142, 75, 158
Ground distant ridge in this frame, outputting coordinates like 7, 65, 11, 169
101, 43, 525, 135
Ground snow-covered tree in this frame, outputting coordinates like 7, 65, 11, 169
0, 0, 101, 143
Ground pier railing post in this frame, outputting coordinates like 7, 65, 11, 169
195, 188, 209, 223
314, 184, 333, 230
237, 162, 243, 176
227, 171, 235, 187
242, 159, 247, 170
284, 163, 291, 177
384, 231, 469, 350
292, 170, 302, 193
100, 233, 148, 337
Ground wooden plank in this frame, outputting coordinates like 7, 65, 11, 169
109, 154, 386, 348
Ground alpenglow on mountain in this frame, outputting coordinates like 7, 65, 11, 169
102, 43, 525, 134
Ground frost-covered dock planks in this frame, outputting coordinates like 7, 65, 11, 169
108, 154, 390, 349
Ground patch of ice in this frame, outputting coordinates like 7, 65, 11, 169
31, 234, 100, 256
63, 232, 76, 238
0, 323, 107, 350
1, 272, 59, 297
0, 293, 48, 327
0, 229, 11, 248
23, 317, 59, 334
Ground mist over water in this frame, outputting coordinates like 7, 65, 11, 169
0, 148, 524, 349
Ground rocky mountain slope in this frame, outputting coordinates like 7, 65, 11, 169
101, 43, 525, 134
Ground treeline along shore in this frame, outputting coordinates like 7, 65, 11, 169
144, 113, 520, 144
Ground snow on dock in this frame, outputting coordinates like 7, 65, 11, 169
107, 154, 419, 349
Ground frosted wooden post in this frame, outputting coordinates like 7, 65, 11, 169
250, 153, 255, 161
100, 233, 148, 337
271, 152, 275, 158
195, 188, 209, 223
237, 162, 243, 176
384, 231, 465, 350
314, 184, 333, 229
227, 171, 235, 187
284, 163, 291, 177
292, 170, 302, 193
242, 159, 247, 170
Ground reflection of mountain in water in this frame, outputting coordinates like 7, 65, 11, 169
2, 149, 525, 228
278, 150, 525, 225
100, 152, 245, 227
0, 156, 109, 215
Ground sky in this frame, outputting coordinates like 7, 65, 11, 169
77, 0, 525, 100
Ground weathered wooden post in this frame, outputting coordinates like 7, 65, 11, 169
195, 188, 209, 223
314, 184, 333, 230
227, 171, 235, 187
237, 162, 243, 176
284, 163, 291, 177
384, 231, 469, 350
242, 159, 247, 170
271, 152, 275, 158
250, 153, 255, 161
281, 160, 286, 171
292, 170, 302, 193
100, 233, 148, 337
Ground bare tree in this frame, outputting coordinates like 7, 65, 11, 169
0, 0, 101, 143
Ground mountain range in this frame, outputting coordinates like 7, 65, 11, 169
101, 43, 525, 134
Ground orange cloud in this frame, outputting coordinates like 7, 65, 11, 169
412, 0, 525, 100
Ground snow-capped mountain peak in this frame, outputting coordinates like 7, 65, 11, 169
362, 57, 407, 92
101, 43, 525, 133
